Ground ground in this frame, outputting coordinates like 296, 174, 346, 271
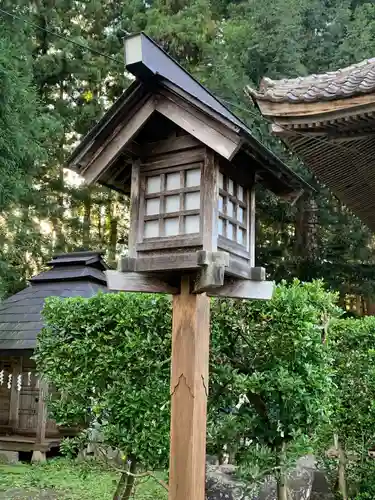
0, 459, 167, 499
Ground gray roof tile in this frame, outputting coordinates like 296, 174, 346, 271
248, 58, 375, 103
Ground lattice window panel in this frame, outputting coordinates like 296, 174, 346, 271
218, 172, 247, 247
143, 166, 201, 239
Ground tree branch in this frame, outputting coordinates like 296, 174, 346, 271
96, 445, 169, 492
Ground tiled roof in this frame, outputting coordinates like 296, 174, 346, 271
248, 58, 375, 103
0, 251, 108, 351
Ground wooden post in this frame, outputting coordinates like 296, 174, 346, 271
35, 379, 48, 444
169, 277, 210, 500
32, 378, 48, 463
9, 357, 22, 431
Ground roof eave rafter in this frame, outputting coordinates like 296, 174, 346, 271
254, 93, 375, 123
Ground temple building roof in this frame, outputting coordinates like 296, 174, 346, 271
248, 57, 375, 230
250, 58, 375, 103
0, 251, 108, 352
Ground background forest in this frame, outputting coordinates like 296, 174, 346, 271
1, 0, 375, 302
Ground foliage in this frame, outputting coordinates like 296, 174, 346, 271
0, 17, 49, 210
350, 459, 375, 499
0, 12, 56, 297
60, 432, 91, 459
330, 317, 375, 451
208, 280, 341, 488
321, 456, 375, 500
35, 292, 172, 472
35, 280, 342, 496
314, 316, 375, 497
0, 459, 167, 499
0, 1, 130, 296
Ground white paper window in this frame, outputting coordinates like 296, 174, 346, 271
166, 172, 181, 191
218, 172, 224, 189
227, 201, 235, 218
218, 195, 224, 212
218, 173, 247, 247
186, 168, 201, 187
165, 217, 179, 236
227, 222, 234, 240
237, 228, 245, 245
142, 166, 203, 241
237, 206, 244, 223
185, 215, 200, 234
185, 192, 200, 210
147, 176, 161, 194
144, 220, 159, 238
218, 218, 224, 236
165, 195, 180, 213
146, 198, 160, 216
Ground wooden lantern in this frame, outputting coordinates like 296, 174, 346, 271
68, 33, 309, 500
122, 126, 259, 291
70, 33, 307, 297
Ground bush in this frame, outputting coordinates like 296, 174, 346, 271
318, 315, 375, 498
35, 292, 172, 471
35, 280, 344, 500
209, 279, 340, 493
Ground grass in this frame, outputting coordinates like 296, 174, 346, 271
0, 458, 168, 499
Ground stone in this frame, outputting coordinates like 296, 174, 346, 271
205, 455, 331, 500
310, 470, 333, 500
0, 450, 18, 464
206, 464, 256, 500
31, 450, 46, 463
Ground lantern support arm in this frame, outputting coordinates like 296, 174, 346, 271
105, 270, 179, 294
107, 253, 272, 299
206, 278, 274, 300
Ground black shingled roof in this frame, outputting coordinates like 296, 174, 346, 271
0, 251, 108, 351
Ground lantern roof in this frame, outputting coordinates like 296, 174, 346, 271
68, 33, 310, 199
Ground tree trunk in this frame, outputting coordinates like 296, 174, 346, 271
97, 203, 103, 242
334, 434, 348, 500
83, 189, 91, 249
106, 195, 118, 267
366, 296, 375, 316
113, 473, 127, 500
112, 458, 137, 500
294, 195, 319, 278
121, 458, 137, 500
276, 441, 289, 500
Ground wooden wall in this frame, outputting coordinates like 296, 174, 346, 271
0, 354, 58, 437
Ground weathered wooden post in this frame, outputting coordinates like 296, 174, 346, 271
9, 357, 22, 432
32, 378, 48, 463
67, 32, 308, 500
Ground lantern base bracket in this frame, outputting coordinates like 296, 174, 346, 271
193, 251, 229, 294
111, 254, 271, 299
